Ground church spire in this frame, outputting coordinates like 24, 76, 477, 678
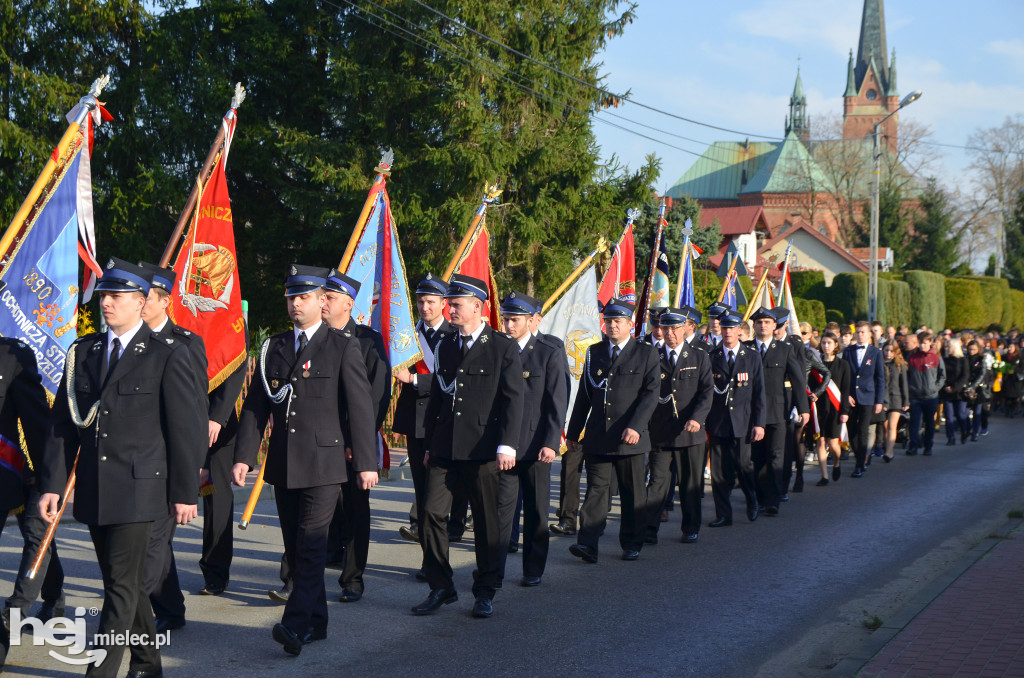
785, 65, 809, 141
854, 0, 889, 94
845, 50, 857, 97
887, 49, 899, 96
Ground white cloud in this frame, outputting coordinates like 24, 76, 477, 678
735, 0, 861, 57
986, 39, 1024, 71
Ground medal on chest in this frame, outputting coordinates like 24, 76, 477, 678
302, 360, 311, 378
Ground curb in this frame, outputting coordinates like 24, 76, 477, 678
828, 517, 1024, 677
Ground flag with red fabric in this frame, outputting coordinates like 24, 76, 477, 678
447, 217, 500, 327
169, 110, 246, 391
597, 219, 636, 306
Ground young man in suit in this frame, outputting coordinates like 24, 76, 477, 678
321, 269, 390, 604
393, 274, 452, 554
497, 292, 569, 587
233, 265, 377, 655
412, 274, 524, 619
706, 311, 766, 526
643, 306, 714, 544
40, 258, 206, 678
566, 298, 660, 563
747, 307, 808, 515
137, 262, 210, 635
841, 321, 886, 476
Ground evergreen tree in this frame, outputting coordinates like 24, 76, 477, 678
1005, 190, 1024, 290
904, 178, 963, 275
984, 254, 997, 277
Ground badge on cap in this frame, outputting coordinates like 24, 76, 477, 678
289, 265, 298, 275
106, 259, 115, 269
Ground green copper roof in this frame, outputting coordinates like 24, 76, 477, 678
855, 0, 889, 93
845, 50, 857, 97
791, 67, 806, 103
739, 131, 830, 194
665, 141, 778, 200
887, 49, 899, 96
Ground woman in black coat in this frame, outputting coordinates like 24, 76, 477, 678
964, 340, 990, 441
814, 331, 850, 486
941, 338, 970, 444
882, 341, 909, 461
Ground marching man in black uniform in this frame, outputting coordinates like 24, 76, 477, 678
0, 330, 58, 671
138, 262, 209, 635
566, 298, 660, 563
322, 268, 390, 603
747, 307, 808, 516
393, 274, 452, 555
497, 292, 568, 587
233, 265, 377, 655
412, 274, 524, 619
40, 258, 206, 678
644, 306, 713, 544
706, 311, 766, 526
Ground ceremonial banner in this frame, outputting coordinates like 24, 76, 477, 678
776, 267, 802, 336
0, 133, 88, 397
169, 111, 246, 390
540, 266, 601, 432
598, 217, 636, 306
634, 213, 670, 338
675, 220, 698, 309
344, 182, 422, 374
721, 269, 741, 311
447, 217, 500, 327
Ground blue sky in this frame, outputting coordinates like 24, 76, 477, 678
590, 0, 1024, 194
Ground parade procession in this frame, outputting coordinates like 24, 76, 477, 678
4, 2, 1024, 674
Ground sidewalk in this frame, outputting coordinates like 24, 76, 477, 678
852, 521, 1024, 677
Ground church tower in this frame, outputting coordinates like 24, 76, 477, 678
842, 0, 899, 151
785, 66, 810, 141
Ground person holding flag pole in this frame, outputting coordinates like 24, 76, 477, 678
634, 201, 668, 339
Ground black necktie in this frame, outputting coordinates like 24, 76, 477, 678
760, 343, 767, 359
297, 332, 308, 358
461, 336, 471, 357
107, 338, 121, 378
424, 327, 435, 341
611, 345, 621, 361
669, 349, 677, 367
727, 350, 735, 372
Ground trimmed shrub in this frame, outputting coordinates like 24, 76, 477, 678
878, 278, 913, 328
794, 298, 825, 330
789, 270, 826, 301
944, 279, 986, 330
826, 308, 846, 325
959, 276, 1011, 330
1011, 289, 1024, 331
825, 273, 867, 321
903, 270, 946, 330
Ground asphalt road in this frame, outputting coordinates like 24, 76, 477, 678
3, 417, 1024, 677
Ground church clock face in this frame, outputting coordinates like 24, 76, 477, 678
866, 88, 878, 100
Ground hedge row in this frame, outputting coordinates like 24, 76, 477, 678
1012, 289, 1024, 330
903, 270, 946, 330
944, 279, 987, 330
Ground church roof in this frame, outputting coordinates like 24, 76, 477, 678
791, 67, 806, 104
855, 0, 889, 94
665, 140, 778, 201
699, 205, 766, 236
739, 132, 831, 195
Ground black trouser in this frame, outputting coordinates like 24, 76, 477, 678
422, 458, 501, 599
710, 436, 757, 521
577, 453, 646, 553
556, 443, 585, 526
752, 422, 787, 510
646, 444, 704, 537
200, 439, 236, 589
337, 464, 370, 593
4, 484, 64, 616
848, 404, 874, 469
407, 437, 469, 540
144, 511, 185, 623
275, 484, 337, 635
780, 418, 802, 492
88, 521, 159, 678
497, 458, 551, 581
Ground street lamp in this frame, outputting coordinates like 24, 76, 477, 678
869, 90, 922, 321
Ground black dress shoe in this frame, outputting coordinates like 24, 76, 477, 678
883, 455, 893, 463
472, 597, 493, 618
643, 534, 658, 545
126, 670, 164, 678
36, 600, 65, 623
520, 576, 542, 587
708, 517, 732, 527
272, 622, 306, 656
447, 532, 463, 543
304, 626, 327, 642
851, 467, 863, 478
197, 584, 225, 596
411, 588, 458, 615
832, 465, 842, 481
414, 569, 428, 582
568, 543, 598, 563
507, 542, 519, 553
621, 549, 640, 561
268, 587, 291, 604
681, 533, 698, 543
549, 521, 577, 536
154, 617, 185, 633
398, 525, 420, 543
339, 588, 363, 603
816, 478, 829, 486
747, 506, 759, 522
765, 506, 779, 516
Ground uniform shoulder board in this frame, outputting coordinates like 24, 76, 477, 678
73, 331, 103, 345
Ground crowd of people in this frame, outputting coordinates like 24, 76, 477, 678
1, 258, 1021, 675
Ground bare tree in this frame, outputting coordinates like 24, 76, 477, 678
967, 115, 1024, 277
